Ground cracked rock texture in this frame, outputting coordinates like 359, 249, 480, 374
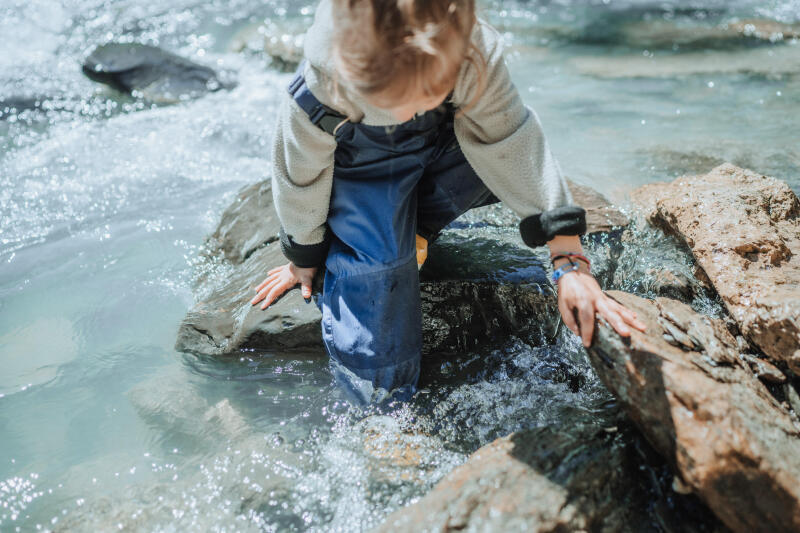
631, 164, 800, 374
587, 290, 800, 533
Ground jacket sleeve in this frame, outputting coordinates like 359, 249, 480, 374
452, 22, 586, 248
271, 90, 337, 267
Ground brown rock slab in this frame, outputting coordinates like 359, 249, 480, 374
587, 290, 800, 533
631, 164, 800, 373
374, 421, 698, 533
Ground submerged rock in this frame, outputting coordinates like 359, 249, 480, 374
374, 418, 722, 532
572, 44, 800, 79
585, 18, 800, 50
82, 43, 234, 103
631, 164, 800, 373
587, 290, 800, 533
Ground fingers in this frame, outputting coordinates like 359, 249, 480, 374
608, 298, 647, 332
578, 302, 595, 348
300, 280, 312, 300
558, 297, 580, 337
261, 279, 293, 309
251, 276, 281, 305
597, 301, 630, 338
297, 270, 315, 301
255, 272, 281, 293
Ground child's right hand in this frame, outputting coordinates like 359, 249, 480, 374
250, 262, 317, 309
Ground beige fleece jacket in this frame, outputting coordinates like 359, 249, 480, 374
271, 0, 574, 251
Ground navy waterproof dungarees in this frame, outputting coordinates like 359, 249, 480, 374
289, 70, 497, 404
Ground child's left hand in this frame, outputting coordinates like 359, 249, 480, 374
556, 268, 647, 347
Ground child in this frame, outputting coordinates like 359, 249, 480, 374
251, 0, 645, 404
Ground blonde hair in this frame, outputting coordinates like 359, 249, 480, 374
331, 0, 485, 109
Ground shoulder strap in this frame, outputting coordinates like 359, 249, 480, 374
287, 63, 348, 135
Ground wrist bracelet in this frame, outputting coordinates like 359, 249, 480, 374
550, 253, 591, 268
551, 262, 580, 284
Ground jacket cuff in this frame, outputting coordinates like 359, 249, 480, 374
280, 227, 331, 268
519, 206, 587, 248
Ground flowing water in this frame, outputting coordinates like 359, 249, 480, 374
1, 0, 798, 531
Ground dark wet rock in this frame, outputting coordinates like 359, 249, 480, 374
207, 181, 281, 265
374, 417, 724, 533
587, 290, 800, 533
177, 177, 570, 357
644, 267, 696, 301
445, 177, 628, 237
631, 164, 800, 373
176, 242, 323, 356
177, 174, 632, 356
176, 237, 559, 357
82, 43, 234, 103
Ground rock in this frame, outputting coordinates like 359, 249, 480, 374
601, 18, 800, 50
228, 20, 306, 72
82, 43, 234, 103
177, 174, 628, 357
566, 179, 629, 234
742, 353, 787, 384
207, 181, 281, 265
631, 164, 800, 373
644, 268, 696, 301
442, 177, 628, 236
572, 44, 800, 79
587, 290, 800, 533
128, 372, 249, 447
178, 179, 564, 357
176, 238, 559, 357
176, 242, 324, 356
419, 279, 558, 355
374, 419, 719, 532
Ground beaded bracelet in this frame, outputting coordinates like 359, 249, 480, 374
551, 261, 580, 284
550, 253, 591, 269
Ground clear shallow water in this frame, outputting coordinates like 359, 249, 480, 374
1, 0, 798, 530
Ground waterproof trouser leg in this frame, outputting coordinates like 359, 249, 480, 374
316, 106, 498, 405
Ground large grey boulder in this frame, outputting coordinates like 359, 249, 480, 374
631, 164, 800, 373
82, 43, 234, 103
175, 237, 559, 357
176, 177, 629, 357
587, 290, 800, 533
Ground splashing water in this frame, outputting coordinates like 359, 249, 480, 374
1, 0, 798, 530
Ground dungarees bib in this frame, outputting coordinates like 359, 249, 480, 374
288, 69, 497, 404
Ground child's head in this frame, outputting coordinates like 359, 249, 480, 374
332, 0, 480, 121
